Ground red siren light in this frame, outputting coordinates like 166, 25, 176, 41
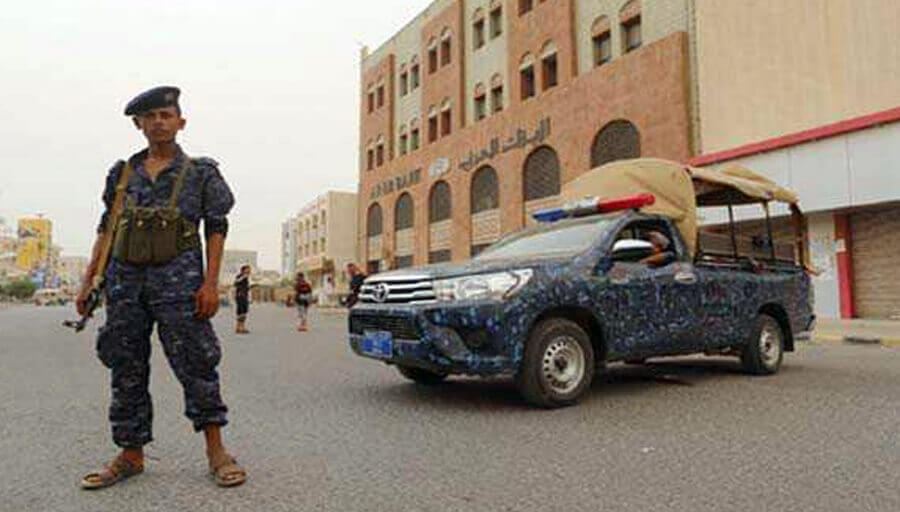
532, 193, 656, 222
594, 193, 656, 213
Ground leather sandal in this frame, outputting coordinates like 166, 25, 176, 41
80, 455, 144, 490
210, 455, 247, 487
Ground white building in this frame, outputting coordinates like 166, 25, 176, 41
293, 191, 358, 295
281, 217, 298, 279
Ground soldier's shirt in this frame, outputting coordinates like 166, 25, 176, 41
97, 146, 235, 304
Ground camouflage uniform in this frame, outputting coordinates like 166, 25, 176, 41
96, 146, 234, 447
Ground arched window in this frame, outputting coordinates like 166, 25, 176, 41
470, 166, 500, 257
398, 124, 408, 156
367, 203, 383, 237
473, 8, 486, 50
519, 53, 536, 100
540, 40, 558, 90
440, 98, 452, 136
590, 119, 641, 167
394, 193, 414, 231
592, 15, 612, 67
429, 181, 452, 223
523, 146, 561, 201
619, 0, 642, 53
471, 166, 499, 213
394, 193, 415, 268
474, 82, 487, 120
490, 73, 504, 113
428, 37, 439, 73
440, 28, 452, 66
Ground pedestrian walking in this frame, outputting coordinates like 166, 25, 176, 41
75, 86, 246, 489
233, 265, 251, 334
294, 272, 312, 331
319, 275, 335, 308
343, 263, 366, 308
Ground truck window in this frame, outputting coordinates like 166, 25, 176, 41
613, 221, 680, 267
477, 218, 614, 260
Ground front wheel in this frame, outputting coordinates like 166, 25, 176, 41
741, 314, 784, 375
516, 318, 595, 408
397, 365, 448, 386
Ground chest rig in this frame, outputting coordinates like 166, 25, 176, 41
112, 157, 201, 265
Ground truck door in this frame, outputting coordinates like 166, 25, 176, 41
601, 221, 703, 357
692, 266, 756, 349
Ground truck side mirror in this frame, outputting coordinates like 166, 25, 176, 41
611, 239, 655, 262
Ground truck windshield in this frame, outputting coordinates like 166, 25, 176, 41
476, 218, 614, 260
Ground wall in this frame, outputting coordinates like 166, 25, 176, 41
695, 0, 900, 153
704, 121, 900, 219
325, 191, 359, 290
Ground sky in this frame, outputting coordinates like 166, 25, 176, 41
0, 0, 431, 270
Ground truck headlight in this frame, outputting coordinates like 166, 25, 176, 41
434, 270, 533, 302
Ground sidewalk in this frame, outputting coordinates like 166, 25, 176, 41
812, 318, 900, 348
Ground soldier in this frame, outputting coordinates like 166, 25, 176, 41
76, 86, 247, 489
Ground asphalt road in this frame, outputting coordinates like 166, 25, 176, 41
1, 304, 898, 512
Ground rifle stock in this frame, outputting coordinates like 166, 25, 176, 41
63, 161, 134, 333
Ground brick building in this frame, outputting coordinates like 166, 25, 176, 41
357, 0, 900, 319
358, 0, 693, 274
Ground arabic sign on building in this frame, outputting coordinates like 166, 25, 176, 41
369, 168, 423, 200
428, 158, 451, 180
458, 118, 552, 172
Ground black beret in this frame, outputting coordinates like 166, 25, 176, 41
124, 86, 180, 116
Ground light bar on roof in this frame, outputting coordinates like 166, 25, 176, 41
532, 193, 656, 223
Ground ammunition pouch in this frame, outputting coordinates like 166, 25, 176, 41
111, 157, 200, 266
113, 207, 200, 265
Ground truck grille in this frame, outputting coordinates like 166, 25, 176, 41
350, 314, 420, 340
359, 275, 436, 305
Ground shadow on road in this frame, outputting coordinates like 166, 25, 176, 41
369, 356, 772, 411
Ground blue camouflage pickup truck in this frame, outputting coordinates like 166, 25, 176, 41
348, 159, 816, 407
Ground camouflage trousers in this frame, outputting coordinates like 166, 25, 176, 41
97, 295, 228, 448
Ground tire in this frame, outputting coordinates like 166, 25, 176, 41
741, 313, 784, 375
516, 318, 595, 408
397, 365, 448, 386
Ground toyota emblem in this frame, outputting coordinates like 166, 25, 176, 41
372, 283, 389, 303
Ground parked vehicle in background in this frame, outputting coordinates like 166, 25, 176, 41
33, 288, 68, 306
348, 159, 815, 408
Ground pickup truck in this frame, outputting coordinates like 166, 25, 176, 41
348, 159, 816, 407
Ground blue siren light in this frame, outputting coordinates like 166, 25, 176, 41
532, 193, 656, 223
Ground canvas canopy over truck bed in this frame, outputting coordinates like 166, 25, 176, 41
561, 158, 810, 267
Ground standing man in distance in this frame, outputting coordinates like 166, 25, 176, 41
77, 86, 247, 489
233, 264, 251, 334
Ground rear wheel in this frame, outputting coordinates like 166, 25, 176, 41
516, 318, 595, 408
397, 365, 448, 385
741, 313, 784, 375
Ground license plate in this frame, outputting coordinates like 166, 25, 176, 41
361, 330, 393, 359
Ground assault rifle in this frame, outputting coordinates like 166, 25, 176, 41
63, 161, 134, 333
63, 284, 103, 332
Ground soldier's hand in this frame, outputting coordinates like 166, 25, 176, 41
76, 283, 93, 316
195, 282, 220, 320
